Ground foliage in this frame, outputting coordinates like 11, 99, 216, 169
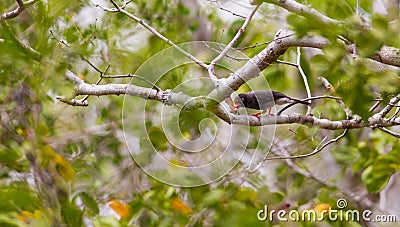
0, 0, 399, 226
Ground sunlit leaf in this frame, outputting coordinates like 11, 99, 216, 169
108, 200, 131, 219
171, 198, 192, 215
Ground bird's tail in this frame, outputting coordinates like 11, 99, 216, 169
290, 98, 310, 105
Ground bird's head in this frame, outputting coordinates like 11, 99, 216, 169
234, 93, 248, 110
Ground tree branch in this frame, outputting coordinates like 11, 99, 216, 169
264, 129, 348, 160
251, 0, 400, 68
212, 0, 246, 18
378, 127, 400, 138
94, 0, 208, 70
214, 29, 400, 107
370, 94, 400, 121
60, 71, 400, 132
251, 0, 338, 25
318, 76, 360, 120
209, 5, 259, 84
56, 96, 89, 106
296, 47, 312, 115
269, 142, 384, 215
211, 29, 330, 103
1, 0, 39, 19
277, 95, 342, 115
60, 71, 202, 109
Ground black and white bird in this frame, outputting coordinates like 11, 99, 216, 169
234, 90, 310, 118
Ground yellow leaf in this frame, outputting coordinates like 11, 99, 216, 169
171, 198, 192, 215
108, 200, 131, 219
314, 203, 331, 212
41, 146, 56, 159
16, 128, 24, 135
18, 210, 34, 223
169, 159, 188, 167
39, 146, 57, 168
182, 131, 191, 140
53, 154, 75, 181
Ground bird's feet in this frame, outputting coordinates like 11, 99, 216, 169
251, 112, 263, 120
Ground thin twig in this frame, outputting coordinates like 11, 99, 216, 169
80, 62, 111, 102
318, 76, 359, 120
203, 42, 250, 61
247, 139, 274, 173
375, 94, 400, 119
356, 0, 360, 17
351, 0, 361, 59
80, 58, 162, 103
264, 129, 348, 160
82, 57, 102, 73
277, 95, 342, 115
269, 142, 381, 215
276, 60, 298, 67
209, 5, 260, 83
378, 127, 400, 138
94, 0, 208, 70
211, 0, 246, 18
369, 100, 381, 112
56, 96, 89, 106
236, 34, 296, 50
375, 97, 400, 108
101, 75, 133, 79
49, 30, 70, 47
389, 103, 400, 121
83, 57, 161, 91
297, 47, 312, 115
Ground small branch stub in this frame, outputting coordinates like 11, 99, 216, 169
161, 89, 173, 106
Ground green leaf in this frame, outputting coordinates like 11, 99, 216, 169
147, 126, 168, 151
61, 201, 83, 227
79, 192, 99, 216
202, 189, 225, 207
361, 155, 397, 193
0, 145, 23, 170
0, 184, 39, 212
336, 70, 374, 121
331, 146, 360, 164
257, 186, 284, 205
361, 166, 392, 193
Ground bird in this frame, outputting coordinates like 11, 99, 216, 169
233, 90, 310, 119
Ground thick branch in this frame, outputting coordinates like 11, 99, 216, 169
250, 0, 400, 68
61, 71, 400, 131
213, 29, 400, 105
255, 0, 338, 25
213, 105, 400, 129
1, 0, 39, 19
62, 71, 203, 109
370, 46, 400, 68
210, 29, 329, 102
64, 70, 161, 100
